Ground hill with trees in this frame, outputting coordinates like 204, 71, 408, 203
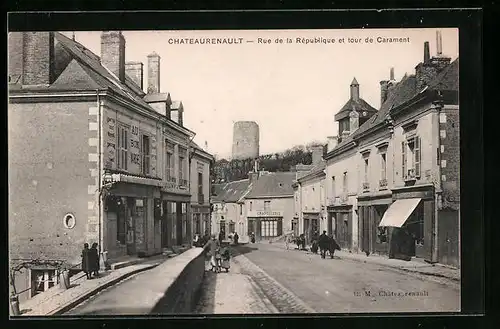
211, 141, 326, 184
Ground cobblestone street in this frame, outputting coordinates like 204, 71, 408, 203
218, 242, 460, 313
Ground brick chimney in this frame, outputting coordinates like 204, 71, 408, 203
101, 31, 126, 83
327, 136, 338, 152
9, 32, 55, 85
415, 41, 438, 90
147, 51, 160, 94
125, 61, 144, 89
430, 30, 451, 71
350, 77, 359, 101
311, 146, 324, 165
349, 110, 359, 133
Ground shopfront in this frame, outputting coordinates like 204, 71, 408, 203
327, 205, 353, 250
378, 184, 435, 262
302, 213, 319, 245
357, 192, 393, 256
247, 210, 284, 241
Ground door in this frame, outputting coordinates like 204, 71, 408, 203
126, 198, 136, 255
303, 218, 310, 244
361, 207, 371, 254
176, 202, 183, 245
161, 201, 169, 248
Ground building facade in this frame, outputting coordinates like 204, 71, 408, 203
189, 143, 214, 239
8, 31, 209, 301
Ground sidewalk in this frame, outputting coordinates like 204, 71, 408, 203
17, 253, 172, 316
267, 241, 460, 282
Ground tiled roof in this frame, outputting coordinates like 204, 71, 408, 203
331, 74, 418, 151
245, 172, 295, 198
51, 33, 154, 112
334, 98, 378, 121
212, 179, 251, 203
297, 160, 326, 182
143, 92, 171, 103
428, 58, 459, 91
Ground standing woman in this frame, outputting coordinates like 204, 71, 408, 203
81, 243, 91, 279
90, 243, 100, 277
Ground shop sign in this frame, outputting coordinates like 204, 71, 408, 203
248, 210, 283, 217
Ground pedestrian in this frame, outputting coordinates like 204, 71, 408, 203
318, 230, 329, 259
81, 243, 91, 279
218, 231, 224, 243
90, 243, 100, 277
208, 234, 220, 272
233, 232, 239, 245
328, 234, 341, 259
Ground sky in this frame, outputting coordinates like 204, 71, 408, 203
65, 28, 458, 159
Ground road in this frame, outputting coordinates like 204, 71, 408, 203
66, 242, 460, 315
224, 242, 460, 313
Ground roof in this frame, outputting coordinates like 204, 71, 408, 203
334, 98, 378, 121
212, 179, 251, 203
297, 160, 326, 183
245, 172, 295, 198
351, 77, 359, 85
143, 92, 171, 103
190, 140, 214, 161
326, 57, 459, 159
50, 33, 154, 111
330, 74, 418, 153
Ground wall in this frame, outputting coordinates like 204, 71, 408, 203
9, 100, 94, 263
232, 121, 259, 160
325, 148, 359, 250
190, 155, 211, 205
356, 132, 393, 193
439, 106, 460, 207
300, 176, 324, 214
392, 106, 440, 190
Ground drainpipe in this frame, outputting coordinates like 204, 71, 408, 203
97, 89, 105, 269
187, 134, 196, 244
432, 99, 444, 263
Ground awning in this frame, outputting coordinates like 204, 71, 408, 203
378, 198, 421, 228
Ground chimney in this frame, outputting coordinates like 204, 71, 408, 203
379, 80, 389, 105
311, 146, 324, 165
349, 110, 359, 133
424, 41, 430, 63
13, 32, 55, 85
147, 52, 160, 94
415, 41, 438, 90
101, 31, 126, 83
350, 77, 359, 101
436, 31, 443, 56
327, 136, 339, 152
390, 67, 395, 81
125, 61, 144, 90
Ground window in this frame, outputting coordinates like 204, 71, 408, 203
261, 220, 278, 237
117, 126, 128, 170
343, 172, 348, 193
31, 270, 57, 297
402, 136, 421, 180
264, 201, 271, 211
331, 176, 336, 198
198, 172, 203, 195
240, 204, 243, 215
364, 158, 369, 183
381, 152, 387, 180
178, 147, 187, 186
141, 135, 150, 175
165, 141, 174, 182
249, 202, 253, 211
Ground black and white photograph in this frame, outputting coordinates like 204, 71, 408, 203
8, 25, 462, 316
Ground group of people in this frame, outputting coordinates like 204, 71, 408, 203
286, 230, 341, 259
81, 243, 100, 279
206, 234, 231, 273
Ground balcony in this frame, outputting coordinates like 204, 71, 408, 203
379, 178, 388, 188
198, 193, 204, 205
179, 178, 188, 188
362, 182, 370, 191
404, 168, 416, 181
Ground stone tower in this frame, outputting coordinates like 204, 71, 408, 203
231, 121, 260, 160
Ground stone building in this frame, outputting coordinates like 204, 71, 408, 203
231, 121, 260, 160
8, 31, 211, 301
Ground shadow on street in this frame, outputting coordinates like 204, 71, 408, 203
231, 244, 259, 256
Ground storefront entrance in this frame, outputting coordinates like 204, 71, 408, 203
328, 208, 352, 250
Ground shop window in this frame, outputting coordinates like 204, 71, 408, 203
31, 270, 57, 297
407, 203, 424, 246
261, 220, 278, 237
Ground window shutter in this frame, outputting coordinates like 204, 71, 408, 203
415, 136, 421, 177
401, 141, 407, 179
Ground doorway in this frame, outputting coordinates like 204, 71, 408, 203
176, 202, 183, 245
126, 198, 136, 255
161, 201, 169, 248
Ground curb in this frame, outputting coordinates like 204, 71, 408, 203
48, 263, 160, 316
